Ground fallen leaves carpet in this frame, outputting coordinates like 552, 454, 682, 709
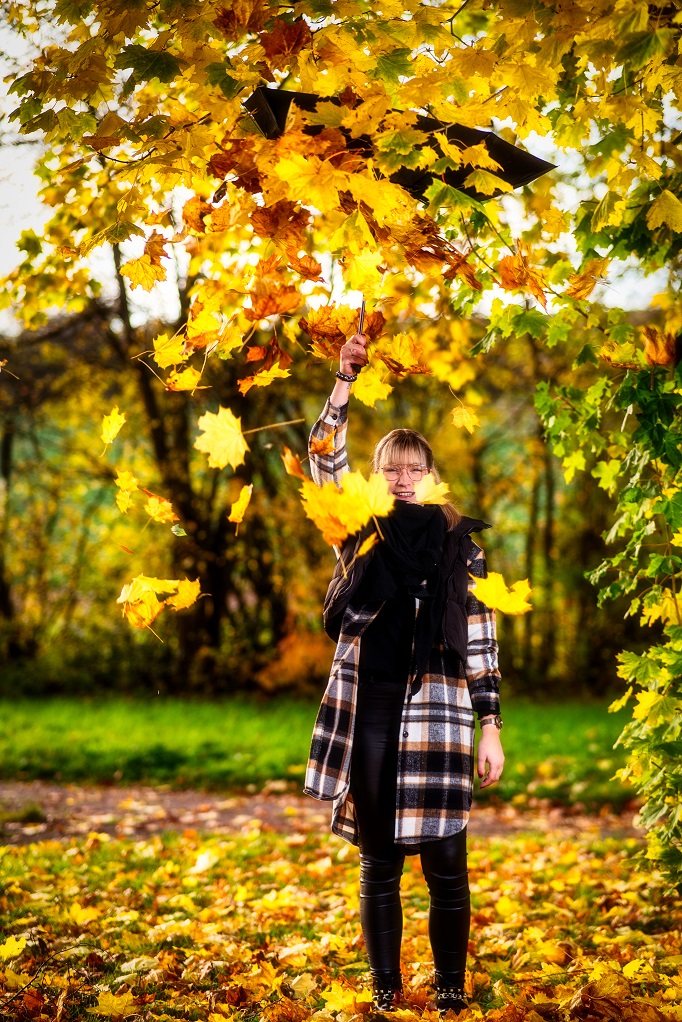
1, 793, 680, 1021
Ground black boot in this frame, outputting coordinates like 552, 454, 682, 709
434, 973, 466, 1015
371, 971, 402, 1012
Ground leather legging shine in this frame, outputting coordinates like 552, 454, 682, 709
349, 672, 470, 983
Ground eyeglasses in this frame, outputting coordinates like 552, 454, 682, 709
381, 464, 429, 482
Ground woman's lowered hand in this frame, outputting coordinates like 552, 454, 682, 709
477, 726, 504, 789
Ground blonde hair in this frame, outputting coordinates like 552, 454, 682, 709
372, 429, 461, 531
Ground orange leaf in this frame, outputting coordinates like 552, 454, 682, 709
497, 245, 547, 309
309, 432, 336, 457
642, 326, 678, 367
565, 258, 609, 300
282, 446, 306, 480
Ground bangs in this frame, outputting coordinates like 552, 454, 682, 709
373, 430, 433, 472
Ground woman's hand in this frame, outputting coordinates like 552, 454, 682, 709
477, 726, 504, 789
339, 333, 368, 376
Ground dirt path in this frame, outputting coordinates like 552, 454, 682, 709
0, 780, 643, 845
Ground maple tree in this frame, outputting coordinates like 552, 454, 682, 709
2, 0, 682, 878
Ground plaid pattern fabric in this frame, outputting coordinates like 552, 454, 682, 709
304, 399, 501, 846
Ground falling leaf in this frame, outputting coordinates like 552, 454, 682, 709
152, 333, 187, 370
116, 575, 181, 630
470, 572, 532, 615
238, 363, 291, 396
195, 407, 249, 471
282, 447, 306, 480
451, 405, 481, 434
166, 578, 201, 611
144, 495, 179, 524
414, 473, 450, 505
565, 258, 610, 300
101, 406, 126, 452
120, 253, 166, 291
166, 366, 206, 391
339, 471, 395, 530
497, 246, 547, 309
228, 484, 253, 533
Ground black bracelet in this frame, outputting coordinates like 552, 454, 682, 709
335, 370, 357, 383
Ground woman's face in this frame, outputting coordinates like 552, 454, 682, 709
379, 452, 429, 503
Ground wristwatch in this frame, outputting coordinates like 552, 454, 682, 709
480, 714, 503, 730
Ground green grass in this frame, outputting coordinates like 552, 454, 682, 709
0, 696, 633, 807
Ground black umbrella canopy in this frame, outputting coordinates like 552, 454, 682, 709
244, 86, 555, 203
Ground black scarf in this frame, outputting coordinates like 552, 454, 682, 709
354, 501, 447, 685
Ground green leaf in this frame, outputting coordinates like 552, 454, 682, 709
114, 45, 181, 85
617, 29, 675, 71
371, 48, 413, 85
206, 63, 243, 100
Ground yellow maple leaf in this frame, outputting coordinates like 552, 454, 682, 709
238, 363, 291, 396
470, 572, 532, 615
87, 989, 137, 1017
451, 405, 480, 434
117, 575, 181, 631
101, 406, 126, 452
353, 364, 392, 407
282, 446, 306, 480
120, 253, 166, 291
414, 473, 450, 505
115, 489, 135, 514
342, 248, 385, 297
460, 142, 502, 171
340, 471, 395, 531
144, 495, 179, 524
541, 207, 569, 239
300, 478, 351, 547
114, 469, 138, 514
115, 470, 138, 492
0, 936, 26, 961
70, 902, 100, 926
166, 366, 206, 392
646, 189, 682, 232
153, 333, 187, 370
228, 483, 253, 533
274, 153, 348, 213
166, 578, 201, 611
195, 406, 249, 471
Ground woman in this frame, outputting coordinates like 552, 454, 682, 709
304, 333, 504, 1016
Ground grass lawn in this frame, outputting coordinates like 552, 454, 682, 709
0, 696, 633, 807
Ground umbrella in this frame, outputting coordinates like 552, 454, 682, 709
244, 86, 555, 202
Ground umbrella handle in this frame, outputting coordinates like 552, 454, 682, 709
351, 300, 365, 373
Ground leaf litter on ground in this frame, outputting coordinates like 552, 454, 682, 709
0, 822, 681, 1021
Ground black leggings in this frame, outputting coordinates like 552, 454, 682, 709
349, 672, 470, 982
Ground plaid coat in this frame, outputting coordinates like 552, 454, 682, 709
304, 398, 501, 847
